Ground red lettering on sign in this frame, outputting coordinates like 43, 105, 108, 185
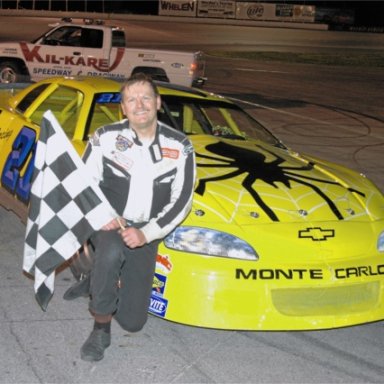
87, 57, 97, 67
51, 55, 60, 64
76, 57, 86, 66
92, 47, 125, 72
20, 42, 44, 63
19, 43, 125, 74
64, 56, 75, 65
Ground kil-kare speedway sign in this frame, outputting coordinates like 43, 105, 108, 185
159, 1, 316, 23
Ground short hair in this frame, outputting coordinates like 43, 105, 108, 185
120, 72, 159, 100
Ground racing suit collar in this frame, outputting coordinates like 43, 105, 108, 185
128, 122, 163, 163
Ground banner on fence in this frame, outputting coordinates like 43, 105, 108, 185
158, 0, 197, 17
158, 1, 315, 23
197, 1, 236, 18
236, 3, 315, 23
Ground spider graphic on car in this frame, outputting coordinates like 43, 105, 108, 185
195, 141, 364, 222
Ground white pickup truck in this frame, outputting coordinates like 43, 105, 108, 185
0, 19, 206, 87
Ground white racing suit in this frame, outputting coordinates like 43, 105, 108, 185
82, 119, 195, 331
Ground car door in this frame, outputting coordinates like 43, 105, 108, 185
24, 25, 85, 80
78, 27, 118, 78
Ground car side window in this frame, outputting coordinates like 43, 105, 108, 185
29, 86, 84, 139
16, 84, 50, 113
85, 93, 121, 139
112, 29, 125, 47
42, 26, 82, 46
159, 100, 204, 134
158, 103, 179, 129
81, 28, 103, 48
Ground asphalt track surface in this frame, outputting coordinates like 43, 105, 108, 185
0, 15, 384, 384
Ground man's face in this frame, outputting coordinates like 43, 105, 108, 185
120, 81, 161, 132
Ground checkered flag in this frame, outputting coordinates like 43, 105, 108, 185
23, 110, 117, 311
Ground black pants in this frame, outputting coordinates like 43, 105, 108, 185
89, 230, 159, 332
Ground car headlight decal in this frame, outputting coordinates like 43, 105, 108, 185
164, 226, 258, 260
378, 231, 384, 252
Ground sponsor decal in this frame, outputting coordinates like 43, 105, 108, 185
152, 273, 167, 296
156, 254, 173, 274
276, 4, 293, 17
0, 131, 12, 140
138, 53, 156, 59
149, 295, 168, 317
160, 1, 195, 12
2, 47, 18, 54
20, 43, 125, 72
115, 134, 132, 151
247, 5, 264, 18
299, 227, 335, 241
95, 93, 122, 104
183, 144, 194, 156
137, 53, 161, 63
162, 147, 179, 159
236, 264, 384, 281
86, 72, 126, 79
150, 271, 168, 316
33, 68, 72, 76
143, 59, 161, 63
112, 151, 133, 171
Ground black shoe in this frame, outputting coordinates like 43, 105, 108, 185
80, 329, 111, 362
63, 276, 90, 300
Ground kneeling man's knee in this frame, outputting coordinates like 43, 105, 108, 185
115, 313, 148, 333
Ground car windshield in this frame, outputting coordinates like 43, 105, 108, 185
159, 96, 281, 146
86, 92, 282, 147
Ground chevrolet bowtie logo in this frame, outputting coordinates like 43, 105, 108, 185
298, 227, 335, 241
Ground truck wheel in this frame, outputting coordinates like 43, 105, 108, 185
0, 61, 25, 83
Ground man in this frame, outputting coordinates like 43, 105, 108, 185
65, 73, 195, 362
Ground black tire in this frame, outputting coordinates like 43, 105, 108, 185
0, 61, 28, 83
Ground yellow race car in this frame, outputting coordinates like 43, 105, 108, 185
1, 77, 384, 330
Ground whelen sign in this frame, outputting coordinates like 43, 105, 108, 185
158, 0, 197, 17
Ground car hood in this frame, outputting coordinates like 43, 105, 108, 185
189, 135, 384, 225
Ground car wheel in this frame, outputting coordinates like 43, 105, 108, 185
0, 61, 25, 83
